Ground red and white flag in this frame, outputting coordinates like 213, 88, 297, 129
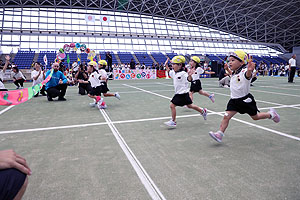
100, 15, 110, 23
85, 14, 95, 23
43, 54, 47, 65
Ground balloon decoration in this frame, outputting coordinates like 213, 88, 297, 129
55, 43, 97, 64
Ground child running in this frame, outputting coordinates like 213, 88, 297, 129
209, 50, 280, 143
98, 60, 120, 100
188, 56, 215, 103
164, 56, 207, 127
85, 61, 106, 109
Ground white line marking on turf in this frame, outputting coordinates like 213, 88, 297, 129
99, 109, 166, 200
0, 103, 298, 135
0, 105, 15, 116
124, 84, 300, 142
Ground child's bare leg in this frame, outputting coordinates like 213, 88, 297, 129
189, 91, 194, 101
219, 111, 237, 133
103, 93, 115, 97
251, 112, 271, 120
187, 104, 204, 114
170, 103, 176, 121
199, 90, 210, 97
88, 94, 97, 100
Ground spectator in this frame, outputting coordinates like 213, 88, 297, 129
288, 54, 297, 83
0, 55, 10, 91
11, 66, 26, 89
130, 59, 135, 69
219, 63, 230, 88
71, 61, 79, 78
31, 62, 46, 97
75, 64, 91, 95
0, 149, 31, 200
106, 52, 113, 72
45, 62, 68, 101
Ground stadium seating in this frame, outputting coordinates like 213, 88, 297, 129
134, 52, 153, 67
151, 52, 168, 65
13, 51, 35, 69
117, 52, 135, 64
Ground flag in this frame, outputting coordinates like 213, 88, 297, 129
43, 54, 47, 65
77, 54, 81, 64
85, 14, 95, 23
100, 15, 110, 23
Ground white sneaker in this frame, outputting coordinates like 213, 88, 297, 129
202, 108, 207, 120
16, 86, 19, 89
97, 101, 107, 109
89, 99, 97, 107
209, 94, 215, 103
20, 87, 24, 89
115, 92, 120, 100
269, 108, 280, 123
209, 131, 224, 143
164, 120, 176, 127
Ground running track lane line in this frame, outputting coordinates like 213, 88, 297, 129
123, 84, 300, 142
0, 104, 299, 136
0, 105, 15, 116
99, 109, 166, 200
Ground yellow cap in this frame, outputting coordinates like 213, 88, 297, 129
88, 61, 97, 67
98, 60, 107, 66
171, 55, 185, 64
229, 50, 249, 64
191, 56, 200, 63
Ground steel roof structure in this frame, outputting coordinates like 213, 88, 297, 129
1, 0, 300, 52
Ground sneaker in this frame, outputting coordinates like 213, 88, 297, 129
164, 120, 176, 127
58, 97, 67, 101
47, 95, 53, 101
16, 86, 19, 89
97, 101, 107, 109
20, 87, 24, 89
209, 94, 215, 103
89, 99, 97, 107
209, 131, 224, 143
115, 92, 120, 100
269, 108, 280, 123
202, 108, 207, 120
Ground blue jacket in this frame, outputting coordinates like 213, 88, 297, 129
45, 70, 68, 90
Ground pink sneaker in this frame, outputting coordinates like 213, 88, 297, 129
269, 108, 280, 123
98, 101, 107, 109
202, 108, 207, 120
209, 131, 224, 143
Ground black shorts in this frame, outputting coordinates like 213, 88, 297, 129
190, 80, 202, 92
226, 93, 259, 116
0, 168, 26, 200
171, 93, 193, 106
89, 86, 102, 96
100, 82, 110, 94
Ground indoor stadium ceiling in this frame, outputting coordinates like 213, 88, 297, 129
1, 0, 300, 52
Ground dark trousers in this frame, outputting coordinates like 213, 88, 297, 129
78, 83, 92, 95
47, 84, 67, 98
288, 67, 296, 82
34, 85, 46, 97
14, 79, 25, 87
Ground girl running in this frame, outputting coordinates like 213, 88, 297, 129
188, 56, 215, 102
209, 50, 280, 143
164, 56, 207, 127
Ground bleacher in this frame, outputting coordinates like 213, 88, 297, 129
166, 53, 177, 59
206, 54, 223, 62
151, 52, 168, 65
13, 51, 35, 69
134, 52, 153, 67
117, 52, 135, 64
37, 51, 56, 69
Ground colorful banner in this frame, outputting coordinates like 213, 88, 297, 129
0, 70, 53, 106
113, 69, 156, 80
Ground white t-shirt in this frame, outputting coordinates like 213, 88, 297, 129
191, 67, 205, 81
31, 70, 44, 86
72, 63, 79, 71
169, 70, 189, 94
0, 70, 5, 89
11, 71, 26, 80
88, 71, 101, 88
98, 69, 107, 83
230, 68, 252, 99
289, 58, 296, 67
